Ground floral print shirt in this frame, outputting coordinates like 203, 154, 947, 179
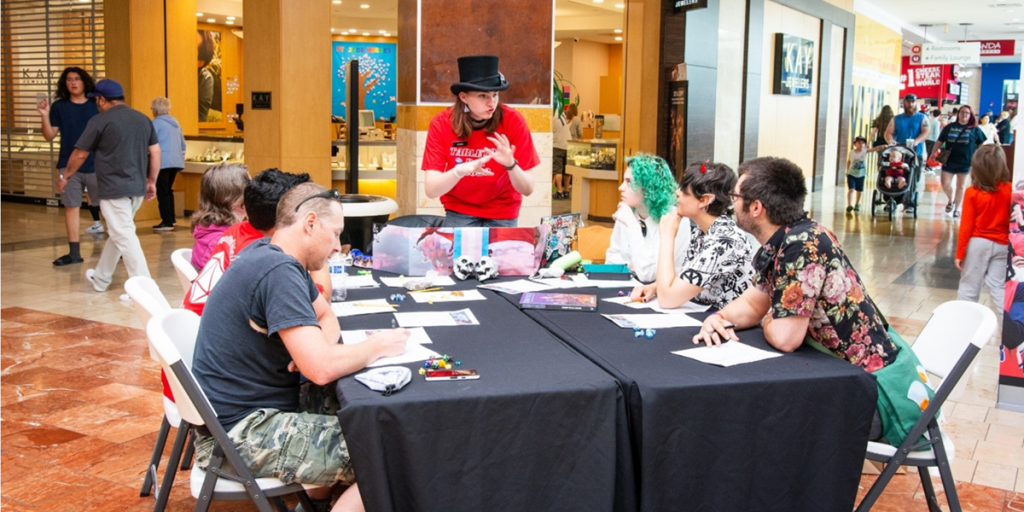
680, 216, 755, 310
753, 217, 898, 372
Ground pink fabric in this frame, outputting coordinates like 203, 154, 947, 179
191, 223, 230, 269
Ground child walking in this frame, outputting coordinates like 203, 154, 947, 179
846, 136, 868, 213
956, 144, 1012, 306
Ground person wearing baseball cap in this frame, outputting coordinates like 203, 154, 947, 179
421, 55, 540, 227
61, 78, 161, 300
884, 93, 929, 213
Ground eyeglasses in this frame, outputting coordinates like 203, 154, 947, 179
728, 193, 749, 203
294, 188, 342, 212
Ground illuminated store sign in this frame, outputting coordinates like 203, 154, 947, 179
772, 33, 814, 96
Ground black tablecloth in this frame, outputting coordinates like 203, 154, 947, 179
499, 279, 877, 512
334, 275, 635, 512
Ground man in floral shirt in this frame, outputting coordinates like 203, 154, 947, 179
694, 156, 899, 374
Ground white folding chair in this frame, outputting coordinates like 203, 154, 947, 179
856, 301, 997, 512
171, 248, 198, 294
147, 309, 316, 512
124, 277, 192, 511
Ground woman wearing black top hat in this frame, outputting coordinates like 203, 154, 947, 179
422, 55, 540, 227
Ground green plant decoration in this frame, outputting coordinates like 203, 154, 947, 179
553, 70, 581, 116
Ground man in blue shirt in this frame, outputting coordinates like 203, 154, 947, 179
885, 94, 930, 213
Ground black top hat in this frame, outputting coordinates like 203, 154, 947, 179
450, 55, 510, 95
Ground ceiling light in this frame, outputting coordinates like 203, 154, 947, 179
333, 0, 342, 3
383, 32, 391, 36
362, 32, 370, 36
593, 0, 604, 3
615, 3, 624, 7
226, 16, 236, 20
614, 29, 622, 33
360, 3, 369, 8
615, 36, 623, 41
226, 21, 234, 25
207, 18, 216, 22
330, 28, 335, 32
378, 30, 387, 34
196, 12, 203, 16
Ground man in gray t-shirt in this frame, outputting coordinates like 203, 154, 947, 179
62, 79, 160, 299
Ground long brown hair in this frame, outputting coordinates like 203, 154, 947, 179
969, 145, 1011, 192
872, 105, 894, 131
191, 163, 250, 230
451, 95, 504, 139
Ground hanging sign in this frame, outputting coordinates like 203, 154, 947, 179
921, 42, 981, 65
772, 33, 815, 96
970, 40, 1016, 56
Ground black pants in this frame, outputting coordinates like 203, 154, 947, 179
156, 167, 182, 225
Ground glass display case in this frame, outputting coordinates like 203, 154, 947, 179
332, 140, 397, 180
567, 139, 618, 171
184, 135, 244, 174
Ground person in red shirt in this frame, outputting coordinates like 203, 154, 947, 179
956, 144, 1012, 305
183, 168, 312, 316
422, 55, 540, 227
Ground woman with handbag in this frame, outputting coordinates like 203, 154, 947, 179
929, 105, 988, 217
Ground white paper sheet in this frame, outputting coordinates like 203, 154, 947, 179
602, 296, 712, 314
393, 308, 481, 327
331, 299, 397, 317
478, 279, 555, 295
345, 274, 380, 289
379, 276, 457, 288
528, 277, 578, 289
601, 313, 704, 329
408, 290, 487, 303
341, 328, 440, 367
672, 342, 783, 367
571, 275, 641, 288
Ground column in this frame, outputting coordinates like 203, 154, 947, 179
242, 0, 332, 186
395, 0, 554, 226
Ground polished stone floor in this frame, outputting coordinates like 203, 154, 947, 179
2, 179, 1023, 510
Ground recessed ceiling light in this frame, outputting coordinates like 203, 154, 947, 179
614, 29, 622, 33
330, 28, 335, 32
226, 21, 234, 25
227, 16, 236, 20
333, 0, 342, 3
615, 3, 624, 7
615, 36, 622, 41
593, 0, 604, 3
362, 32, 370, 36
360, 3, 369, 8
207, 18, 216, 22
196, 12, 203, 16
378, 30, 386, 34
383, 32, 391, 36
350, 28, 358, 32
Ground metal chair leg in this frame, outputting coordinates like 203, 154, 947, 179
918, 466, 943, 512
930, 425, 961, 512
180, 426, 195, 471
141, 416, 171, 497
154, 422, 190, 512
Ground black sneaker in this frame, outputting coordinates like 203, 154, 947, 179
153, 223, 175, 232
53, 254, 84, 266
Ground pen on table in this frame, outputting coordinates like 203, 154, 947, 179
352, 302, 398, 307
409, 287, 442, 294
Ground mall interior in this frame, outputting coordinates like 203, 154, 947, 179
2, 0, 1024, 510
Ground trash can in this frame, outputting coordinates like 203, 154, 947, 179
339, 194, 398, 254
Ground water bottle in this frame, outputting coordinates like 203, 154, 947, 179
328, 253, 347, 302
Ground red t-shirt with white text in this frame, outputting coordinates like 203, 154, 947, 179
182, 221, 265, 316
421, 105, 540, 220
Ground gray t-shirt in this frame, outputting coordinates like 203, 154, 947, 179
75, 104, 158, 200
192, 239, 321, 430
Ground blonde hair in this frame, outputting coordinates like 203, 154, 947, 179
970, 145, 1011, 192
191, 163, 250, 229
151, 97, 172, 116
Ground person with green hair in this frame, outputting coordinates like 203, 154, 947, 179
630, 161, 755, 310
607, 154, 690, 282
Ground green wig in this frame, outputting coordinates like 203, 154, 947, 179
624, 153, 677, 220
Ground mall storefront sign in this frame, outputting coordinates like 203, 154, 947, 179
772, 33, 814, 96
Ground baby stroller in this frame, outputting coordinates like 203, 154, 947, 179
870, 145, 920, 221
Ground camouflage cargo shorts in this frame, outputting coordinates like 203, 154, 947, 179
194, 383, 354, 487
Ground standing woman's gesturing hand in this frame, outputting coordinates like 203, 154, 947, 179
485, 133, 517, 167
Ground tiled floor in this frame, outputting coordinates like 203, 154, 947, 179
2, 179, 1024, 510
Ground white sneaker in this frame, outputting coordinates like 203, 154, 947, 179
85, 268, 107, 292
119, 293, 131, 302
85, 222, 104, 234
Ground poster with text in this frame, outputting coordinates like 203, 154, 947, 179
198, 30, 223, 122
1003, 187, 1024, 389
332, 42, 396, 123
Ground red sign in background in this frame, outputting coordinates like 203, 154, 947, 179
900, 56, 959, 101
962, 40, 1016, 57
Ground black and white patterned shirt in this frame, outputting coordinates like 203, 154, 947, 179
680, 216, 755, 309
